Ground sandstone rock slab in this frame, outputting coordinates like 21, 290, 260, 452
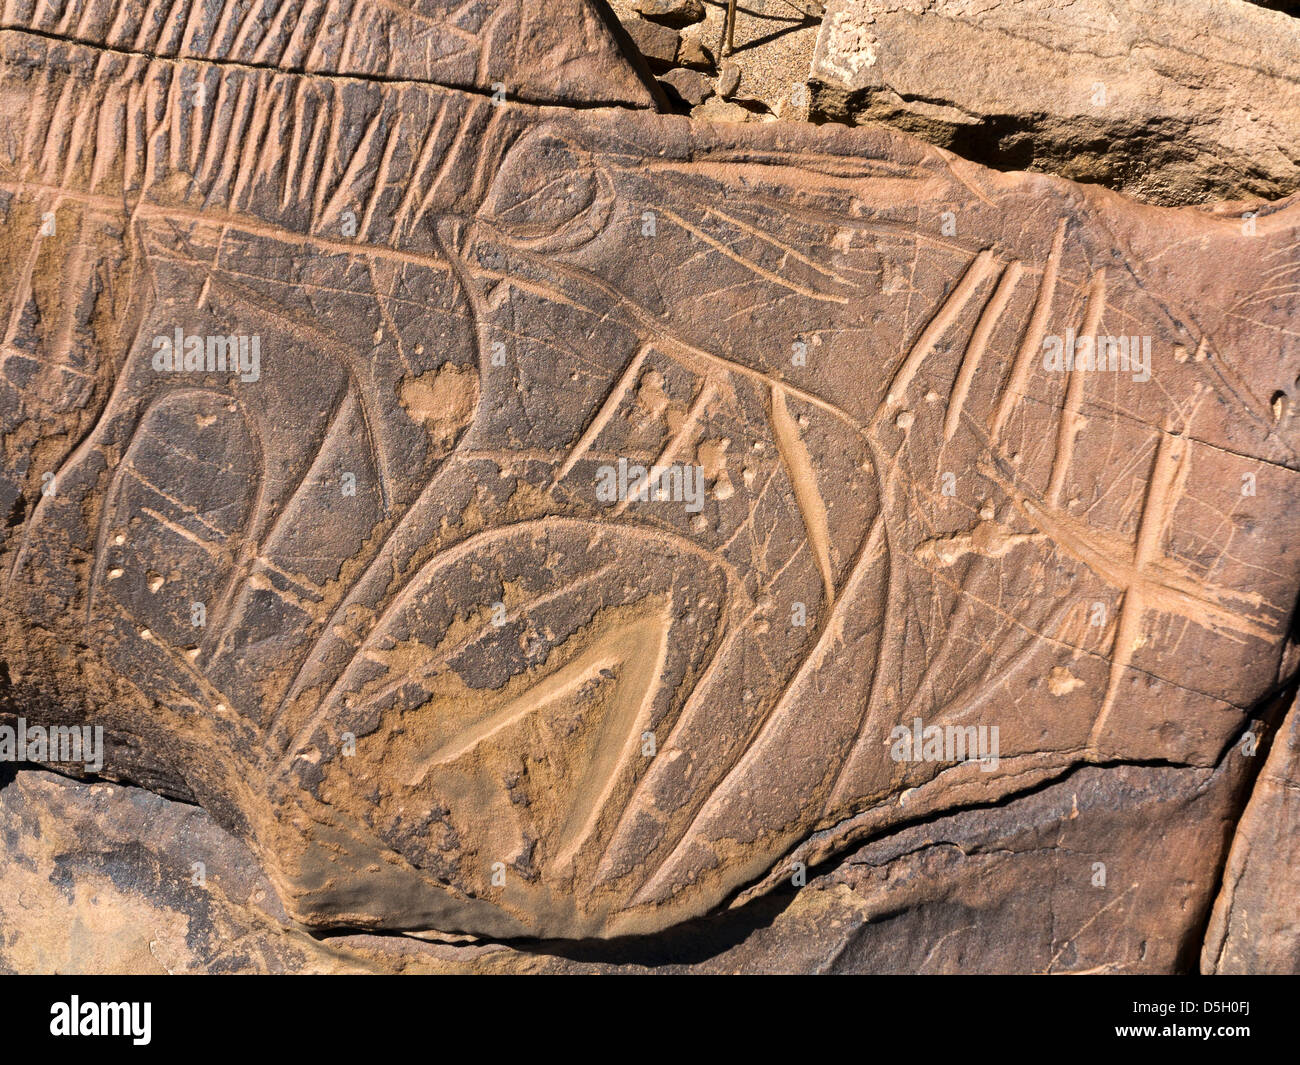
811, 0, 1300, 205
0, 2, 1298, 948
0, 0, 661, 108
0, 749, 1256, 973
1202, 692, 1300, 973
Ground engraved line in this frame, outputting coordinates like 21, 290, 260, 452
990, 218, 1067, 442
944, 260, 1022, 442
1046, 267, 1107, 506
551, 341, 652, 486
886, 248, 998, 404
770, 382, 836, 606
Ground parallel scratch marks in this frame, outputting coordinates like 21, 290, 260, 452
194, 69, 231, 183
304, 0, 342, 70
230, 74, 278, 210
187, 67, 208, 173
991, 218, 1067, 443
20, 66, 53, 175
138, 505, 225, 556
209, 0, 244, 56
309, 81, 343, 229
89, 69, 122, 191
392, 97, 446, 239
38, 74, 75, 181
230, 0, 272, 65
360, 111, 402, 239
165, 62, 183, 173
658, 206, 850, 304
319, 105, 383, 229
206, 72, 256, 208
123, 71, 144, 192
944, 260, 1022, 442
610, 379, 714, 517
133, 0, 167, 52
60, 73, 92, 189
176, 0, 204, 57
281, 0, 326, 69
887, 248, 998, 404
250, 0, 296, 65
252, 76, 290, 196
702, 204, 846, 283
280, 81, 318, 210
413, 98, 470, 226
140, 62, 170, 188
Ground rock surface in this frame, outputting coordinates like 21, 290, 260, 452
810, 0, 1300, 205
608, 0, 822, 119
0, 0, 662, 108
659, 66, 715, 107
1202, 693, 1300, 973
621, 13, 681, 70
0, 0, 1298, 970
0, 743, 1259, 972
634, 0, 706, 27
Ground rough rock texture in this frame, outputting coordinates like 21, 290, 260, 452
634, 0, 706, 28
0, 750, 1259, 973
609, 0, 823, 119
660, 66, 714, 107
0, 0, 661, 108
811, 0, 1300, 205
621, 13, 682, 70
0, 768, 384, 973
1202, 693, 1300, 973
0, 0, 1299, 970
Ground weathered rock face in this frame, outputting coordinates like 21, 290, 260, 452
0, 768, 358, 974
1203, 693, 1300, 974
811, 0, 1300, 205
0, 745, 1260, 973
0, 0, 1298, 964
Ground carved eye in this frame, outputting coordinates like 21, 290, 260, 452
479, 130, 613, 253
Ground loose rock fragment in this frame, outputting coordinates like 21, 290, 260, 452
661, 66, 715, 107
634, 0, 707, 27
624, 16, 683, 70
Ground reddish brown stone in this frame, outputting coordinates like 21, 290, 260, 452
0, 753, 1254, 973
634, 0, 706, 27
1203, 693, 1300, 973
0, 2, 1298, 959
623, 16, 681, 71
660, 66, 714, 107
0, 0, 661, 108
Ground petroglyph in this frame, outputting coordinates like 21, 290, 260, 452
1, 0, 1299, 945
